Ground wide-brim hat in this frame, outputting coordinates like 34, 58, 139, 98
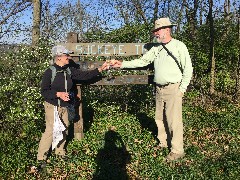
152, 17, 177, 32
51, 45, 73, 56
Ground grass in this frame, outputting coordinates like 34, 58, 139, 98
1, 91, 240, 179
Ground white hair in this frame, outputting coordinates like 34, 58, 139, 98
49, 55, 58, 65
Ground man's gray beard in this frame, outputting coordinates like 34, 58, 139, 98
156, 37, 163, 43
156, 33, 166, 43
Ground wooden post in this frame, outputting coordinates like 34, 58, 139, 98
67, 32, 84, 140
67, 32, 79, 62
76, 86, 84, 140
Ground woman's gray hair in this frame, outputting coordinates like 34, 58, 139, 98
49, 55, 58, 65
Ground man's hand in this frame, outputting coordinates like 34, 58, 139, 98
56, 92, 70, 101
98, 61, 109, 72
110, 59, 122, 68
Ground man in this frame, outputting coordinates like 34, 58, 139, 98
37, 45, 108, 169
110, 17, 193, 161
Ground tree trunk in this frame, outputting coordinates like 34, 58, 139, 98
161, 0, 167, 17
43, 0, 50, 39
234, 6, 240, 101
199, 0, 203, 25
176, 0, 185, 34
224, 0, 230, 20
167, 0, 171, 15
222, 0, 231, 38
151, 0, 159, 41
77, 0, 83, 41
184, 0, 198, 81
184, 0, 198, 38
132, 0, 148, 24
210, 47, 215, 95
32, 0, 41, 46
153, 0, 159, 23
209, 0, 215, 95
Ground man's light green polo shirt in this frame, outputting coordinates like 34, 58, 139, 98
121, 38, 193, 93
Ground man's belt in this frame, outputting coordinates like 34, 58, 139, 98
156, 82, 176, 88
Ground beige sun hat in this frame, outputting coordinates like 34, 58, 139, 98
152, 17, 177, 32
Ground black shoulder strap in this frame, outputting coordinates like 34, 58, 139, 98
161, 44, 183, 74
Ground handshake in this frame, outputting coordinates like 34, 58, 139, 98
98, 60, 122, 72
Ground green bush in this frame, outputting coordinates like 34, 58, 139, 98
0, 41, 51, 178
0, 33, 239, 178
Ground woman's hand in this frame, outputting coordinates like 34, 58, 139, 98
56, 92, 70, 101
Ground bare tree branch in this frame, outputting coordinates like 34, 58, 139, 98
0, 1, 32, 25
131, 0, 148, 24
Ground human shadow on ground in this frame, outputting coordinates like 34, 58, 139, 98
93, 130, 131, 180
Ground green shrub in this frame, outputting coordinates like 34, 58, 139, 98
0, 38, 239, 179
0, 40, 51, 178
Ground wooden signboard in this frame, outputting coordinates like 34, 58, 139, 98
58, 43, 148, 56
75, 61, 154, 85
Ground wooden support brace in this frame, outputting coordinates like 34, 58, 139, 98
67, 32, 84, 140
74, 85, 84, 140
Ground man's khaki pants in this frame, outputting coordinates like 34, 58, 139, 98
155, 83, 184, 154
37, 101, 69, 160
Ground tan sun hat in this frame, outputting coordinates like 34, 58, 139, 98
152, 17, 177, 32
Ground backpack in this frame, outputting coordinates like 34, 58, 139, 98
49, 66, 71, 83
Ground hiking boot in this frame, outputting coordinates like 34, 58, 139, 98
26, 164, 38, 174
37, 160, 47, 170
165, 152, 185, 162
153, 143, 168, 150
57, 155, 68, 161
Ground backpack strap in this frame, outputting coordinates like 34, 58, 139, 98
49, 66, 57, 84
49, 66, 71, 84
143, 42, 183, 74
161, 44, 183, 74
66, 67, 71, 77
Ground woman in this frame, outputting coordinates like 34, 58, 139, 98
37, 45, 108, 169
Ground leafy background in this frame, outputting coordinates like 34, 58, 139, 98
0, 19, 240, 179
